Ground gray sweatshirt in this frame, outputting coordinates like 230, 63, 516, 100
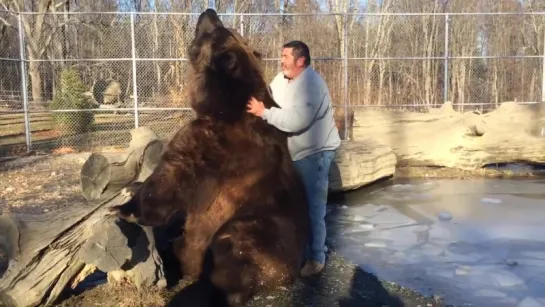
262, 66, 341, 161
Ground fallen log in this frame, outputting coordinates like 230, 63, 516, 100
352, 101, 545, 170
0, 193, 166, 307
80, 127, 163, 201
0, 127, 167, 307
81, 127, 395, 195
329, 139, 397, 193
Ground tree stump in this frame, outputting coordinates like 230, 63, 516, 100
0, 127, 167, 307
352, 101, 545, 170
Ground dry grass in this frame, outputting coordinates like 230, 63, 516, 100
55, 284, 167, 307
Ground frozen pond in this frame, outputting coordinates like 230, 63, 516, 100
326, 178, 545, 307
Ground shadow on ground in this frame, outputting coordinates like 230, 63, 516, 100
162, 163, 437, 307
162, 250, 433, 307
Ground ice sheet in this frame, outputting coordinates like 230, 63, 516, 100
327, 179, 545, 307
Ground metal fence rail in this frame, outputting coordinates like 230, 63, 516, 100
1, 8, 544, 155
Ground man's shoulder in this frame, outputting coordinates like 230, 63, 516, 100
311, 67, 328, 84
300, 67, 328, 90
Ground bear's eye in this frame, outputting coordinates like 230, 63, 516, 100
252, 51, 262, 59
216, 51, 238, 72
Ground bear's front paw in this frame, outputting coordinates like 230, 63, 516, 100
120, 182, 143, 199
108, 205, 139, 224
120, 187, 133, 198
106, 205, 120, 216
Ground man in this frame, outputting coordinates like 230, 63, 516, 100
246, 40, 341, 277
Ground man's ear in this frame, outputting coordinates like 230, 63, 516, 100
296, 56, 306, 68
195, 8, 224, 38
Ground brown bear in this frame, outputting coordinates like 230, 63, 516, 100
109, 8, 310, 307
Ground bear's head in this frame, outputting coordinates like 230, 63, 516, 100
187, 9, 277, 122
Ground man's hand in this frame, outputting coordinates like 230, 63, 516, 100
246, 96, 265, 117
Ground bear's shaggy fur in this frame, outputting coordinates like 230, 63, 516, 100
109, 8, 311, 306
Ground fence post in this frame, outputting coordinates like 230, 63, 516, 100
444, 13, 449, 104
239, 14, 244, 36
541, 27, 545, 103
130, 12, 139, 128
18, 13, 31, 151
342, 11, 349, 140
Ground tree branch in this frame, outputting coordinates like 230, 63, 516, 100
0, 15, 11, 27
54, 0, 68, 10
0, 2, 17, 29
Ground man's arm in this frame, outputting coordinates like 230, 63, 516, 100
262, 78, 324, 134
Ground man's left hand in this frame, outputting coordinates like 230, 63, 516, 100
247, 97, 265, 117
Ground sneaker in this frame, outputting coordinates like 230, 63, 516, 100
300, 260, 325, 277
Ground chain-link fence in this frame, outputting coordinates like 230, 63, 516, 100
1, 9, 545, 156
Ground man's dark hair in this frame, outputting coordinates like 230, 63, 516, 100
282, 40, 311, 67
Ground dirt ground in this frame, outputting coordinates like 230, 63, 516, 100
2, 151, 539, 307
2, 151, 540, 215
55, 251, 445, 307
0, 151, 91, 215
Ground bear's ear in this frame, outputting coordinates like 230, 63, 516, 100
196, 9, 224, 38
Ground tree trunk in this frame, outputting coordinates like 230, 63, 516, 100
28, 60, 42, 103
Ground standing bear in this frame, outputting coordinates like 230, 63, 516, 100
109, 8, 311, 307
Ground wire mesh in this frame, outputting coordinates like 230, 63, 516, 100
133, 13, 199, 60
446, 14, 545, 112
135, 60, 191, 109
19, 12, 135, 61
347, 58, 447, 108
348, 14, 447, 59
1, 11, 545, 155
0, 11, 19, 59
0, 10, 25, 156
138, 109, 196, 141
0, 76, 27, 156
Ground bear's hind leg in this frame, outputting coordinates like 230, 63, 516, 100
201, 214, 304, 306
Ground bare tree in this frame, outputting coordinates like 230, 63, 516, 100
0, 0, 543, 111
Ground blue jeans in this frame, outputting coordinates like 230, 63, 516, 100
293, 150, 335, 265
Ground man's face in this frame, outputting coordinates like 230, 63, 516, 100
281, 47, 304, 79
